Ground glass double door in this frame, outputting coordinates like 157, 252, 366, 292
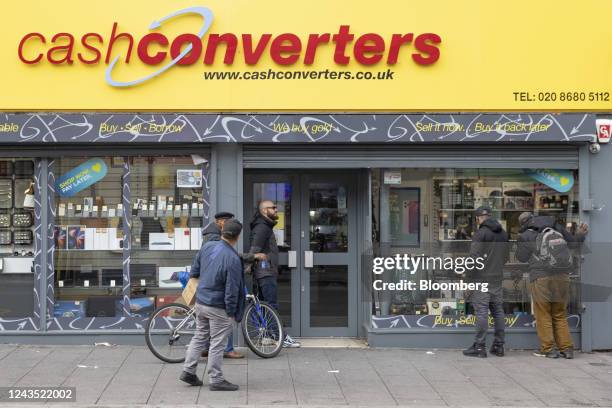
244, 172, 357, 337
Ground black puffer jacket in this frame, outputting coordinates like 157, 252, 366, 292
469, 218, 509, 286
517, 216, 584, 281
249, 212, 279, 279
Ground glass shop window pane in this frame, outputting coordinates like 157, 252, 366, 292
371, 168, 582, 331
0, 158, 35, 318
52, 157, 123, 319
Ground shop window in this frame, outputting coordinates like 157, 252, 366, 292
53, 157, 123, 319
129, 156, 205, 314
0, 159, 36, 317
371, 168, 582, 330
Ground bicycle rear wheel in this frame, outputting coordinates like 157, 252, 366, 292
145, 303, 195, 363
241, 301, 284, 358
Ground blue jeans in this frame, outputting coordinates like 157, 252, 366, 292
256, 276, 278, 310
224, 333, 234, 353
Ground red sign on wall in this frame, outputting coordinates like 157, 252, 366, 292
596, 119, 611, 144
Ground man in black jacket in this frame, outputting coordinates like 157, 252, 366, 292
463, 206, 510, 358
249, 200, 300, 348
200, 212, 266, 359
517, 212, 588, 359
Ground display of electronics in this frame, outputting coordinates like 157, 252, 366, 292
75, 268, 98, 287
116, 296, 155, 317
0, 213, 10, 228
13, 178, 33, 210
130, 263, 157, 287
13, 230, 33, 245
0, 230, 12, 245
13, 161, 34, 176
101, 268, 124, 287
55, 270, 76, 287
0, 162, 14, 177
0, 179, 12, 209
12, 212, 33, 227
86, 296, 118, 317
53, 300, 86, 318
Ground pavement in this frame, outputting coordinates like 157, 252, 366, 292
0, 343, 611, 407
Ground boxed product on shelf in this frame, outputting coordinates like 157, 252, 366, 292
159, 266, 189, 288
53, 300, 86, 318
86, 296, 118, 317
114, 297, 155, 317
190, 227, 202, 249
149, 233, 174, 250
67, 225, 85, 250
174, 228, 190, 250
101, 268, 123, 287
130, 263, 157, 287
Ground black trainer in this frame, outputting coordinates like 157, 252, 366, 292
210, 380, 239, 391
180, 371, 203, 386
463, 343, 487, 358
533, 349, 560, 358
490, 343, 505, 357
560, 349, 574, 359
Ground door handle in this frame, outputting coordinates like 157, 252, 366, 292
288, 251, 297, 268
304, 251, 313, 268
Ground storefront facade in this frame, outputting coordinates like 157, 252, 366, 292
1, 1, 612, 350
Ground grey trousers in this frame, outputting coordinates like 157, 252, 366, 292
469, 286, 505, 346
183, 303, 235, 384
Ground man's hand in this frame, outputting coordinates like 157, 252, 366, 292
578, 223, 589, 235
254, 253, 267, 261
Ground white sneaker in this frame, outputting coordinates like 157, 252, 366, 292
283, 335, 301, 348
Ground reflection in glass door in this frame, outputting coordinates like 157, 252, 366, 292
244, 172, 357, 338
301, 175, 357, 337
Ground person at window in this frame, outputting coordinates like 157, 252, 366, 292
517, 212, 588, 359
249, 200, 301, 348
463, 206, 509, 358
199, 211, 266, 359
180, 219, 245, 391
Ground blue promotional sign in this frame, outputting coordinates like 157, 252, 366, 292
526, 169, 574, 193
56, 159, 108, 197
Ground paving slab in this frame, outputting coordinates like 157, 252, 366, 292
0, 345, 608, 407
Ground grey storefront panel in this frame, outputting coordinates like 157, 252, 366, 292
243, 145, 579, 169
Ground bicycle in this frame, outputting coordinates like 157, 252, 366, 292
145, 286, 284, 363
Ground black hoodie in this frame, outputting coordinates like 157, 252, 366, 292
517, 216, 584, 281
202, 222, 221, 243
469, 218, 509, 285
249, 212, 279, 279
201, 221, 256, 263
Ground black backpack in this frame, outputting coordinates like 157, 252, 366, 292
534, 227, 572, 269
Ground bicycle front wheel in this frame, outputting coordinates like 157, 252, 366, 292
241, 301, 284, 358
145, 303, 195, 363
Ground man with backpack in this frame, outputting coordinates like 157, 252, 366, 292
463, 206, 510, 358
517, 212, 588, 359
